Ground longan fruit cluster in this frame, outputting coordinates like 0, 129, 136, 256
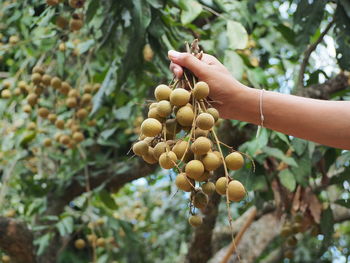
133, 77, 247, 227
1, 65, 99, 149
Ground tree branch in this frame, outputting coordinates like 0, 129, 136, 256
296, 19, 335, 92
0, 217, 36, 263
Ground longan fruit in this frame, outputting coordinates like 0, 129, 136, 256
71, 124, 80, 132
27, 122, 36, 130
93, 83, 101, 93
77, 108, 88, 119
23, 104, 32, 113
196, 113, 215, 130
43, 138, 52, 147
84, 84, 93, 93
3, 80, 11, 88
27, 93, 38, 106
9, 35, 19, 45
175, 173, 193, 192
185, 160, 204, 180
193, 81, 209, 99
2, 255, 10, 263
165, 119, 180, 134
14, 88, 21, 96
38, 107, 49, 118
32, 66, 45, 74
133, 140, 150, 156
176, 105, 194, 126
287, 236, 298, 247
159, 151, 177, 169
194, 128, 208, 138
70, 18, 83, 31
41, 74, 52, 86
202, 152, 221, 171
60, 82, 71, 94
191, 136, 211, 155
143, 44, 154, 62
281, 225, 293, 237
142, 147, 158, 164
207, 107, 219, 122
188, 214, 203, 227
157, 100, 172, 117
87, 234, 97, 243
225, 152, 244, 170
202, 181, 215, 195
68, 89, 79, 97
227, 180, 246, 202
74, 239, 86, 249
18, 80, 27, 91
292, 223, 302, 233
31, 73, 42, 85
46, 0, 59, 6
87, 119, 96, 126
60, 135, 70, 145
66, 97, 77, 108
193, 190, 209, 209
48, 113, 57, 123
153, 141, 167, 159
56, 16, 68, 29
34, 86, 43, 95
55, 119, 65, 129
170, 88, 190, 106
172, 140, 188, 159
73, 131, 84, 143
81, 93, 92, 105
51, 77, 62, 89
215, 177, 228, 195
196, 171, 212, 182
59, 43, 66, 51
1, 89, 11, 98
141, 118, 162, 137
69, 0, 85, 8
154, 84, 172, 101
149, 102, 158, 109
147, 107, 162, 121
96, 238, 105, 247
54, 133, 62, 142
4, 209, 16, 217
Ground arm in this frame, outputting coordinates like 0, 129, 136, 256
168, 50, 350, 150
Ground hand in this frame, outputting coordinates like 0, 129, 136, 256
168, 50, 247, 118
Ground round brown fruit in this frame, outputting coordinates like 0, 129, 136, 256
9, 35, 19, 45
69, 0, 85, 8
38, 107, 49, 118
196, 112, 215, 130
51, 77, 62, 89
153, 141, 167, 159
193, 81, 209, 99
82, 93, 92, 105
66, 97, 77, 108
191, 137, 212, 155
170, 88, 190, 106
93, 83, 101, 93
287, 236, 297, 247
148, 107, 163, 121
207, 107, 219, 122
154, 84, 172, 101
87, 234, 97, 243
202, 181, 215, 195
43, 138, 52, 147
157, 100, 172, 117
188, 215, 203, 227
196, 171, 212, 182
23, 104, 32, 113
27, 93, 38, 106
141, 118, 162, 137
159, 151, 177, 169
70, 18, 83, 31
143, 44, 154, 62
56, 16, 68, 29
74, 239, 86, 249
77, 108, 88, 119
46, 0, 59, 6
68, 89, 79, 97
281, 225, 293, 237
48, 114, 57, 123
54, 133, 62, 142
142, 147, 158, 164
84, 84, 93, 93
32, 66, 45, 74
96, 238, 105, 247
27, 122, 36, 130
225, 152, 244, 170
55, 119, 65, 129
185, 160, 204, 180
227, 180, 246, 202
73, 132, 84, 143
172, 140, 189, 159
1, 89, 11, 99
2, 255, 10, 263
202, 152, 221, 171
194, 128, 208, 138
215, 177, 228, 195
133, 141, 149, 156
60, 82, 71, 94
193, 191, 209, 209
42, 74, 52, 86
31, 73, 42, 85
175, 173, 193, 192
165, 119, 181, 134
176, 105, 194, 127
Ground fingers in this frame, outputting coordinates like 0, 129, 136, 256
169, 62, 183, 78
168, 50, 208, 77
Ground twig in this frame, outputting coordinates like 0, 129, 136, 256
296, 19, 335, 92
220, 207, 257, 263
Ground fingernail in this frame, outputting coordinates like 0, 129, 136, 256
168, 50, 181, 59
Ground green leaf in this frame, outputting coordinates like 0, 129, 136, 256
335, 199, 350, 209
278, 169, 296, 191
320, 207, 334, 247
114, 104, 132, 120
223, 50, 244, 80
274, 23, 296, 45
335, 5, 350, 70
99, 190, 118, 210
262, 146, 298, 167
56, 216, 74, 236
290, 155, 311, 186
340, 0, 350, 18
227, 20, 248, 50
35, 232, 53, 256
180, 0, 203, 24
291, 138, 307, 156
78, 39, 95, 54
20, 131, 36, 147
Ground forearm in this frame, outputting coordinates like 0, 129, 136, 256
226, 85, 350, 150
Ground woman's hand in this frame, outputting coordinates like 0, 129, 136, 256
168, 50, 247, 119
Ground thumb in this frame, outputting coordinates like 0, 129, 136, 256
168, 50, 207, 77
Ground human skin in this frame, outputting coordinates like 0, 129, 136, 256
168, 50, 350, 150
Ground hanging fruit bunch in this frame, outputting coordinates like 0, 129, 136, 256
132, 40, 248, 227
